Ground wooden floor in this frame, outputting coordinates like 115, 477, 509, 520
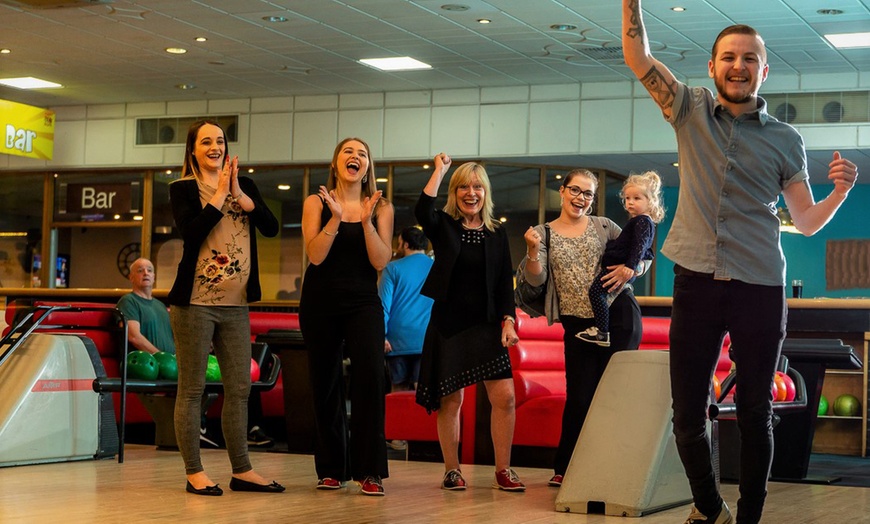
1, 445, 868, 523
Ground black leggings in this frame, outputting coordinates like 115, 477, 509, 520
553, 291, 642, 475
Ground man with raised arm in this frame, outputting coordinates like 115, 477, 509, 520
621, 2, 859, 523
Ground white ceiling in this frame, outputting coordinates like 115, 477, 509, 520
1, 0, 868, 183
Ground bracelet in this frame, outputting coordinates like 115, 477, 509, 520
527, 252, 540, 262
323, 228, 338, 237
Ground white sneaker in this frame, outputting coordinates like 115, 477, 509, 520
684, 502, 733, 524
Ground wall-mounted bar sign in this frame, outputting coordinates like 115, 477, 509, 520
1, 99, 55, 160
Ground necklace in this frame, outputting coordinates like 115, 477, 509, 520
461, 221, 484, 231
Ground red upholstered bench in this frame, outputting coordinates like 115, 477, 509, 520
384, 309, 734, 458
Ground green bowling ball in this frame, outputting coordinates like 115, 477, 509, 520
818, 394, 829, 417
206, 354, 222, 382
127, 350, 159, 380
153, 351, 178, 380
833, 394, 861, 417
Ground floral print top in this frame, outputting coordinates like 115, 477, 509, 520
191, 180, 251, 305
550, 226, 602, 318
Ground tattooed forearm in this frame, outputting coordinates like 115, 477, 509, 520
625, 0, 642, 39
640, 66, 676, 110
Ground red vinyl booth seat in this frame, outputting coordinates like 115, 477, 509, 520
385, 309, 733, 454
3, 301, 298, 425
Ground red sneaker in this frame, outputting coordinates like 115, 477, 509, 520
492, 468, 526, 491
358, 476, 385, 496
441, 469, 467, 490
316, 478, 344, 490
548, 474, 563, 487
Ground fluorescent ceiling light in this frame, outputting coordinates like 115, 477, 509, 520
0, 76, 62, 89
359, 57, 431, 71
824, 32, 870, 49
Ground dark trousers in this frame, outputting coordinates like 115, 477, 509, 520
669, 268, 785, 524
553, 291, 642, 475
300, 302, 388, 481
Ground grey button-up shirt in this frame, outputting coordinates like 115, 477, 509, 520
662, 84, 809, 286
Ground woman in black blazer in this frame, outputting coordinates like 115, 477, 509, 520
414, 153, 524, 492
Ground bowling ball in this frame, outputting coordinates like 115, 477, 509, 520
772, 372, 788, 402
153, 351, 178, 380
711, 375, 721, 400
127, 350, 159, 380
206, 354, 222, 382
778, 372, 796, 402
250, 358, 261, 382
818, 395, 829, 416
833, 394, 861, 417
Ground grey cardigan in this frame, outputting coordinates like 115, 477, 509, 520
522, 216, 636, 326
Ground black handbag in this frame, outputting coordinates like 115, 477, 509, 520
514, 224, 550, 318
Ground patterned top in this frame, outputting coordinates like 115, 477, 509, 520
190, 180, 251, 305
550, 226, 602, 318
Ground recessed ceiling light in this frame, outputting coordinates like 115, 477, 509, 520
423, 163, 430, 169
165, 170, 172, 175
133, 215, 144, 221
555, 174, 562, 180
176, 84, 196, 90
359, 57, 432, 71
825, 32, 870, 48
375, 177, 388, 183
194, 36, 207, 42
440, 4, 469, 11
0, 49, 10, 54
671, 7, 686, 12
817, 9, 844, 15
263, 15, 288, 22
248, 168, 255, 173
165, 47, 187, 54
672, 162, 679, 167
114, 214, 121, 220
499, 216, 508, 223
477, 18, 491, 24
277, 184, 291, 191
0, 76, 62, 89
550, 24, 577, 31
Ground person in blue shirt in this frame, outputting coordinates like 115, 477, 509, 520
379, 226, 434, 393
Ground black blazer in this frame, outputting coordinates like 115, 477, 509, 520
167, 176, 279, 305
415, 192, 514, 322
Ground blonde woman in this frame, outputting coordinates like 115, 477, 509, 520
415, 154, 523, 492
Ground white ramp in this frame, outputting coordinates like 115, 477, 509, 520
555, 350, 692, 516
0, 333, 101, 467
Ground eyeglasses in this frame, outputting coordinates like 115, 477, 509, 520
564, 186, 595, 200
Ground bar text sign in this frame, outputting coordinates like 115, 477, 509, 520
1, 99, 55, 160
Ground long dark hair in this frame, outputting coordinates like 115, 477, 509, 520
181, 119, 228, 178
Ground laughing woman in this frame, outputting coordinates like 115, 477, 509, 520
415, 154, 523, 492
169, 119, 283, 496
299, 137, 394, 496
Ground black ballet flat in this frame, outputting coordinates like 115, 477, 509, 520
229, 477, 286, 493
186, 480, 223, 496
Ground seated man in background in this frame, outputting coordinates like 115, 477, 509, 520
378, 226, 434, 451
117, 258, 273, 448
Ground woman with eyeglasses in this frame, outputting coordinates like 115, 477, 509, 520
521, 168, 647, 487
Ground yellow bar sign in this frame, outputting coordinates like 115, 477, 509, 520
1, 99, 55, 160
